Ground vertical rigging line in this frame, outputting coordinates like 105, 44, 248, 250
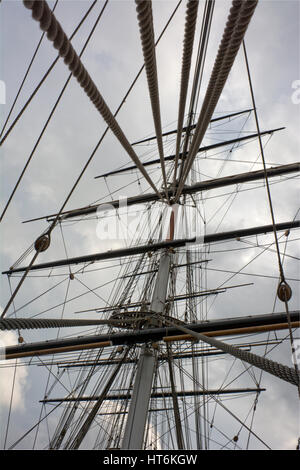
172, 353, 272, 449
135, 0, 169, 199
175, 0, 214, 190
0, 0, 109, 318
245, 220, 298, 448
175, 1, 258, 202
242, 40, 286, 284
3, 278, 19, 449
172, 0, 199, 189
242, 40, 299, 395
32, 270, 71, 449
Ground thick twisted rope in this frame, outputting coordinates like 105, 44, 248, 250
0, 317, 142, 331
159, 316, 300, 388
135, 0, 168, 195
23, 0, 161, 198
0, 317, 143, 331
173, 0, 199, 188
175, 0, 258, 201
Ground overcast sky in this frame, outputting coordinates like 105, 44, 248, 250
0, 0, 299, 450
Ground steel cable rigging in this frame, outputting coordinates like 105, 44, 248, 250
242, 39, 300, 396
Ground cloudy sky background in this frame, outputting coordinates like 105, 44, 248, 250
0, 0, 299, 450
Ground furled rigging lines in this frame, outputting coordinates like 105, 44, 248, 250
175, 0, 258, 202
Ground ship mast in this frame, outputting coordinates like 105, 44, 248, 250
2, 0, 299, 451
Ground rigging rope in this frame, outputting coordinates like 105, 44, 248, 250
242, 40, 299, 396
135, 0, 169, 197
175, 0, 258, 202
0, 0, 104, 223
0, 318, 142, 331
1, 1, 109, 316
23, 0, 160, 198
66, 347, 130, 450
0, 0, 98, 147
0, 0, 59, 141
1, 1, 182, 319
175, 0, 214, 190
159, 315, 300, 387
172, 0, 199, 190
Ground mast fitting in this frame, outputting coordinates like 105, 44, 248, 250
34, 233, 50, 252
277, 281, 292, 302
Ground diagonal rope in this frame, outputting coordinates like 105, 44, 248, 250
0, 0, 106, 223
0, 0, 59, 140
23, 0, 160, 199
0, 0, 98, 147
1, 1, 109, 317
1, 0, 182, 321
66, 346, 130, 450
159, 314, 300, 387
